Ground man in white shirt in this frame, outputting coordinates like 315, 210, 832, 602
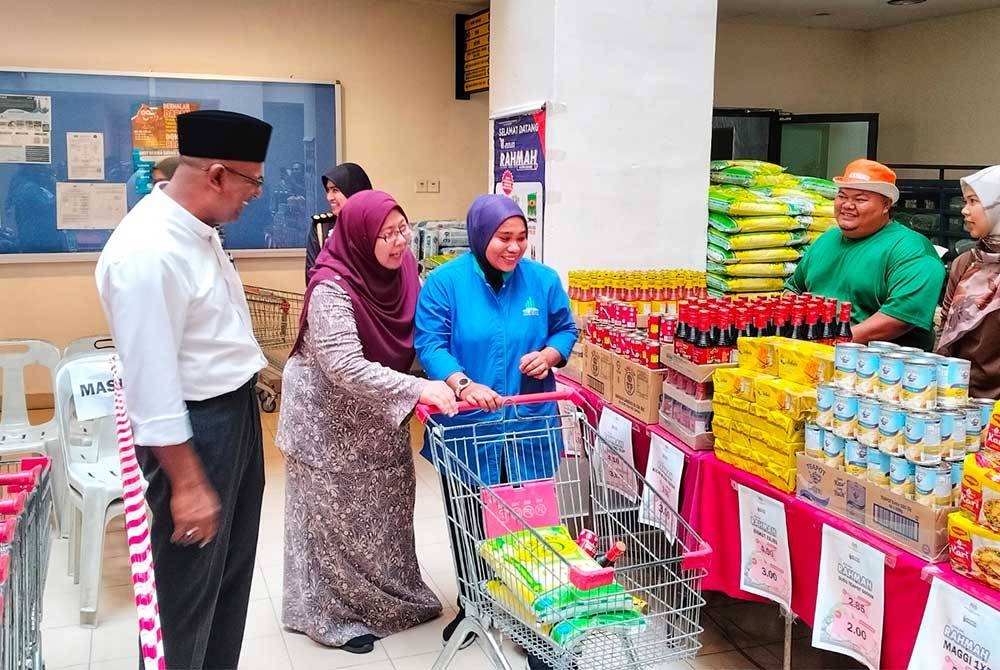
96, 110, 272, 670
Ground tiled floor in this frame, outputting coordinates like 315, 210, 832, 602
36, 409, 862, 670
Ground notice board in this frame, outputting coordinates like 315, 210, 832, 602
0, 69, 337, 256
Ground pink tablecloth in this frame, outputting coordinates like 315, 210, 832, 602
557, 374, 1000, 669
693, 453, 935, 669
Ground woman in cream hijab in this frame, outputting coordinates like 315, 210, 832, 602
937, 166, 1000, 398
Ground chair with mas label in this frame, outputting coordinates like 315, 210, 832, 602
53, 352, 127, 626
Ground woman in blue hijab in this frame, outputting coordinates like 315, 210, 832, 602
414, 194, 577, 658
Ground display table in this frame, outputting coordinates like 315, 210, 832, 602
556, 373, 1000, 670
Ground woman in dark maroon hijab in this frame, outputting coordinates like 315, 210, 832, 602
277, 190, 457, 654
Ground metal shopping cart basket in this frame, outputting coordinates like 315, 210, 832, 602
243, 284, 304, 412
0, 457, 53, 670
417, 390, 712, 670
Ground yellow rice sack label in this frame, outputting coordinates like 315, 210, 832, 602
708, 212, 803, 234
707, 245, 803, 265
707, 261, 797, 278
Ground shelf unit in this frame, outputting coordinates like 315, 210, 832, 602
887, 164, 988, 255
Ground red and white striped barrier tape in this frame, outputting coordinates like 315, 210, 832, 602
111, 357, 166, 670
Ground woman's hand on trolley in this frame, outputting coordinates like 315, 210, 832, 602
460, 382, 503, 412
419, 381, 460, 416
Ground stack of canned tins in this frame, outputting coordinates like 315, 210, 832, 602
804, 340, 988, 509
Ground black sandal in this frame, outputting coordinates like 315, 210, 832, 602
340, 634, 379, 654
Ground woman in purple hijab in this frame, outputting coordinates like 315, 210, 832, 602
276, 190, 457, 654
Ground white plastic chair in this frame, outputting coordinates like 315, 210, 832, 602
63, 335, 115, 361
0, 339, 66, 534
54, 352, 128, 626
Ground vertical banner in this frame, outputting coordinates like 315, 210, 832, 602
737, 485, 792, 610
910, 577, 1000, 670
493, 109, 546, 261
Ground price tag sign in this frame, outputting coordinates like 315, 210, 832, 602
813, 525, 885, 670
597, 407, 639, 502
910, 577, 1000, 670
640, 432, 685, 541
737, 484, 792, 610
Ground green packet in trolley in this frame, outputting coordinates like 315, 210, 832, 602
550, 610, 647, 647
479, 525, 636, 624
707, 244, 802, 265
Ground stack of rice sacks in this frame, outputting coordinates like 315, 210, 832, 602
711, 337, 835, 491
708, 160, 838, 296
478, 525, 647, 647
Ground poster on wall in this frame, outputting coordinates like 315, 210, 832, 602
0, 94, 52, 164
493, 109, 545, 261
131, 102, 199, 195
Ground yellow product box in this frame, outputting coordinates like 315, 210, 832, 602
737, 337, 782, 376
775, 339, 835, 387
949, 511, 1000, 589
714, 368, 767, 403
753, 376, 816, 420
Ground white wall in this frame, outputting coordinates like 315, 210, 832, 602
490, 0, 719, 276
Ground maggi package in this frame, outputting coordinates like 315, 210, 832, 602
949, 511, 1000, 589
707, 244, 802, 266
775, 340, 835, 387
959, 452, 1000, 532
737, 337, 781, 375
478, 525, 634, 623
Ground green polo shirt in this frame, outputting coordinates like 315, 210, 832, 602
784, 221, 945, 350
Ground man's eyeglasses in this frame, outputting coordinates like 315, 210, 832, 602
376, 224, 414, 244
202, 164, 264, 188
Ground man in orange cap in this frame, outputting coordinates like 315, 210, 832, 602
786, 158, 945, 349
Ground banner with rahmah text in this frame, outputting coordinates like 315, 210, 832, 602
493, 109, 545, 262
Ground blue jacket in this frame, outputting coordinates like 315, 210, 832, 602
415, 254, 578, 485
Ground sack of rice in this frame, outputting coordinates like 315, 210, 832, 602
707, 244, 803, 265
708, 212, 803, 234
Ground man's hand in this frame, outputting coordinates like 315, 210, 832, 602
152, 441, 221, 548
169, 481, 221, 547
850, 311, 914, 345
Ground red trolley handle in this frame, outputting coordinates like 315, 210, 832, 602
416, 389, 586, 423
0, 493, 26, 516
0, 518, 15, 544
0, 469, 39, 491
681, 540, 713, 572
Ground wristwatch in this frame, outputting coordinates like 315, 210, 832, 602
453, 376, 472, 400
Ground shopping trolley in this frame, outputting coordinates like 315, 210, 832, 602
0, 457, 53, 670
417, 390, 712, 670
243, 284, 304, 412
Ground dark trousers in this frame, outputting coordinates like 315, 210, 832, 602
136, 379, 265, 670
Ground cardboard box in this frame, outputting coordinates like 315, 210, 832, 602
661, 381, 714, 414
561, 344, 584, 384
612, 353, 669, 425
661, 348, 735, 384
795, 453, 952, 562
658, 411, 715, 450
583, 343, 614, 402
865, 484, 951, 563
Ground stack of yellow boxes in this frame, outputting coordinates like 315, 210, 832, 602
712, 337, 835, 491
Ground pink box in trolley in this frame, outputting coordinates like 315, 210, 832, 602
417, 389, 712, 670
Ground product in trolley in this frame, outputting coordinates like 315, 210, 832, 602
575, 529, 599, 557
595, 541, 627, 568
